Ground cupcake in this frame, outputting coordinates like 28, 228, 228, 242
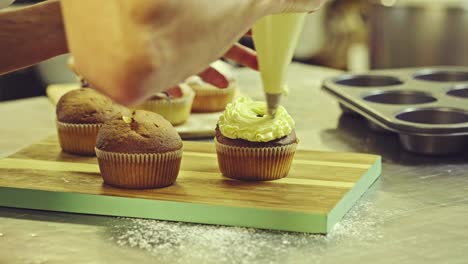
95, 110, 183, 189
135, 84, 194, 126
187, 60, 237, 113
56, 88, 125, 155
215, 97, 298, 181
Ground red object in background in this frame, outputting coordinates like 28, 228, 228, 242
165, 86, 184, 98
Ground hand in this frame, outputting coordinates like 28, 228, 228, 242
269, 0, 327, 13
68, 39, 256, 90
61, 0, 326, 105
199, 34, 257, 89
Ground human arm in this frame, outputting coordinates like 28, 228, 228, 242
0, 0, 67, 75
61, 0, 326, 105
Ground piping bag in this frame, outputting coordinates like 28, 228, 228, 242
252, 13, 306, 117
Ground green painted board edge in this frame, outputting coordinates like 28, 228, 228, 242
327, 156, 382, 232
0, 157, 381, 234
0, 187, 327, 233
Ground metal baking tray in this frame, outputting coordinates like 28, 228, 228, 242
322, 67, 468, 155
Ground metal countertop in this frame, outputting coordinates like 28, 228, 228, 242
1, 64, 467, 264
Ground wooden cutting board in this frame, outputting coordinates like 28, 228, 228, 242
46, 84, 225, 139
0, 136, 381, 233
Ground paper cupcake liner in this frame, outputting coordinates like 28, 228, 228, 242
215, 139, 297, 181
56, 121, 101, 156
95, 148, 183, 189
192, 86, 236, 113
135, 89, 194, 126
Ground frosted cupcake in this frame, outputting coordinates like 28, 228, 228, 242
56, 88, 125, 156
215, 97, 298, 181
187, 61, 237, 113
135, 84, 194, 126
95, 110, 183, 189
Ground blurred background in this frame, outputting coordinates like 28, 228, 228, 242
1, 0, 468, 101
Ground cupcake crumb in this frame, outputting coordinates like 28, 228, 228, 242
122, 115, 133, 124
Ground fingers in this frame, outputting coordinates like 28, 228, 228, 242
67, 56, 79, 76
198, 41, 257, 89
165, 86, 183, 97
224, 43, 258, 71
288, 0, 327, 13
198, 66, 229, 88
67, 56, 90, 87
269, 0, 327, 13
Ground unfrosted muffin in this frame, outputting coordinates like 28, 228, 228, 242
187, 60, 237, 113
95, 110, 183, 189
56, 88, 125, 155
215, 97, 298, 181
135, 84, 194, 126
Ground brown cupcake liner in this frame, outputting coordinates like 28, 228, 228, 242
215, 139, 297, 181
135, 89, 194, 126
191, 84, 236, 113
56, 121, 101, 156
95, 148, 183, 189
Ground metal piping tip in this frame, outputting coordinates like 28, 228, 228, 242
267, 107, 277, 117
265, 93, 282, 118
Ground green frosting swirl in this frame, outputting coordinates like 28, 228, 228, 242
218, 97, 295, 142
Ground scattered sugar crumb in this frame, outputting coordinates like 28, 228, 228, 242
30, 233, 37, 237
109, 200, 394, 263
0, 233, 3, 237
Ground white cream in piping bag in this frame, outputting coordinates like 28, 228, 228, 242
252, 13, 306, 114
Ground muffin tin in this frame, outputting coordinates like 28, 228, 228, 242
322, 67, 468, 155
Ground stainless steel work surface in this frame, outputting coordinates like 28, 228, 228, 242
1, 64, 468, 264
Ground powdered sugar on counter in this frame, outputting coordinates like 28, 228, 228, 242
109, 199, 399, 264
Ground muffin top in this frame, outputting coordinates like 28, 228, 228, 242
96, 110, 183, 153
56, 88, 124, 124
217, 97, 295, 142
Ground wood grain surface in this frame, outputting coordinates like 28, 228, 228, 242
0, 135, 381, 233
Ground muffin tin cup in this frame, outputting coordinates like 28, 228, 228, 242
56, 121, 101, 156
414, 70, 468, 82
367, 120, 392, 134
363, 91, 437, 105
190, 84, 237, 113
323, 67, 468, 155
447, 84, 468, 98
399, 134, 468, 156
95, 148, 183, 189
334, 75, 404, 87
215, 139, 297, 181
135, 85, 195, 126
